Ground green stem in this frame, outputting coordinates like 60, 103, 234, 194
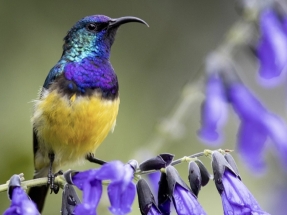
0, 176, 65, 193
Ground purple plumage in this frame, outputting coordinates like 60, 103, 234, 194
64, 57, 118, 98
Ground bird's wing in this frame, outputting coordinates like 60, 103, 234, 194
43, 61, 65, 89
33, 62, 65, 157
29, 63, 66, 212
32, 130, 39, 162
33, 62, 65, 161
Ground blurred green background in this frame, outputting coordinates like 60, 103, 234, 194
0, 1, 284, 214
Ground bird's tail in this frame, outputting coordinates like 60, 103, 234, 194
28, 167, 49, 213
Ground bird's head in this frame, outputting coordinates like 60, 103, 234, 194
62, 15, 148, 61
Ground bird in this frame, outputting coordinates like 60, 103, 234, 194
28, 15, 148, 212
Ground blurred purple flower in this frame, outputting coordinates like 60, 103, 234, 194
3, 187, 39, 215
72, 161, 136, 215
257, 9, 287, 79
198, 73, 227, 144
269, 183, 287, 215
237, 120, 267, 172
201, 52, 287, 172
228, 82, 287, 172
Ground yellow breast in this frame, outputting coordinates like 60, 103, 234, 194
32, 89, 119, 167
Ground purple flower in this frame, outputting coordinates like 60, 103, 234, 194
269, 183, 287, 215
257, 8, 287, 80
73, 169, 102, 215
212, 151, 270, 215
3, 187, 39, 215
72, 161, 136, 215
201, 52, 287, 172
220, 170, 270, 215
166, 166, 206, 215
188, 160, 210, 197
61, 184, 81, 215
106, 164, 136, 215
147, 207, 162, 215
108, 182, 136, 215
172, 184, 206, 215
198, 73, 227, 144
147, 171, 161, 199
137, 179, 162, 215
139, 153, 174, 172
158, 172, 171, 215
228, 82, 287, 172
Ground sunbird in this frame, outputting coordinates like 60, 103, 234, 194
28, 15, 148, 212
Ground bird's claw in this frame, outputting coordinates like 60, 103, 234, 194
55, 170, 64, 177
47, 170, 63, 194
86, 153, 106, 165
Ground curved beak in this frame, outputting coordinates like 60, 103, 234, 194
109, 16, 149, 28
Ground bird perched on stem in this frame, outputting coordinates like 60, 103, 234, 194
28, 15, 148, 212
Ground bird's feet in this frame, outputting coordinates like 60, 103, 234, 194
47, 170, 63, 194
86, 153, 106, 165
47, 153, 63, 194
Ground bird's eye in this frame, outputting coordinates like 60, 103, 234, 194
86, 23, 97, 32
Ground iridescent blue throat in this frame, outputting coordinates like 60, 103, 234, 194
63, 28, 112, 61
